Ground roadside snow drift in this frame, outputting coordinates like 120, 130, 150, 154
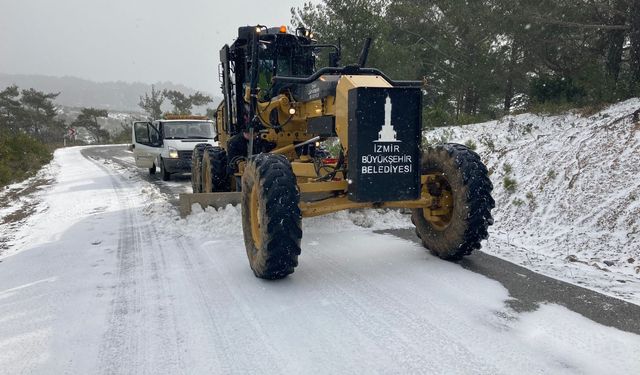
426, 99, 640, 302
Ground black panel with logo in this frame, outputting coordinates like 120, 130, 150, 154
347, 87, 422, 202
291, 76, 339, 101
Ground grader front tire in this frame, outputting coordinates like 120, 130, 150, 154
241, 153, 302, 279
412, 143, 494, 260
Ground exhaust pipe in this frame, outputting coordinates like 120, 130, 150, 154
358, 38, 372, 68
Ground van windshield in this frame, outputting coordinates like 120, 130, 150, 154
163, 121, 214, 139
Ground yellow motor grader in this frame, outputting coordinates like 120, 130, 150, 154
184, 25, 494, 279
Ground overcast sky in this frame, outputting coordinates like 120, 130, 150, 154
0, 0, 308, 92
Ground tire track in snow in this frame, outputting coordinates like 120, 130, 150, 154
304, 241, 566, 373
175, 235, 285, 374
84, 149, 281, 373
83, 153, 184, 374
91, 161, 147, 374
299, 246, 501, 374
136, 218, 187, 372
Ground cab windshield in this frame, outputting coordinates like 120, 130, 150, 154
258, 37, 314, 73
257, 41, 315, 98
162, 121, 214, 139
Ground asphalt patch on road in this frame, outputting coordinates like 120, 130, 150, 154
379, 228, 640, 335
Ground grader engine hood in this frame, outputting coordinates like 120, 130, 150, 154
347, 87, 422, 202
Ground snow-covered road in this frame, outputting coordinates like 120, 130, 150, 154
1, 146, 639, 374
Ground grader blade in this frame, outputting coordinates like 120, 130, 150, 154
179, 192, 241, 217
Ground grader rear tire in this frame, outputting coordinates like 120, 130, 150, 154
190, 143, 209, 193
412, 143, 494, 260
201, 146, 229, 192
241, 153, 302, 279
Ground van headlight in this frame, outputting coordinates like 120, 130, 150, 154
168, 147, 179, 159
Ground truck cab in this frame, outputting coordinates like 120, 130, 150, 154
132, 116, 216, 181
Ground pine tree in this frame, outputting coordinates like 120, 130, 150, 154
0, 85, 22, 135
19, 88, 63, 141
138, 85, 164, 119
163, 90, 192, 114
190, 91, 213, 107
72, 108, 109, 143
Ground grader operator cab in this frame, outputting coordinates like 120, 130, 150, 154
184, 25, 495, 279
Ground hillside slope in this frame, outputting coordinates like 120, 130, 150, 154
426, 99, 640, 302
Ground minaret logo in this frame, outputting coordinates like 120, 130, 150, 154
374, 94, 400, 143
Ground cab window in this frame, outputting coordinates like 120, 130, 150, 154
135, 122, 150, 144
134, 122, 160, 146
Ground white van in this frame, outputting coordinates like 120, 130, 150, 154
131, 117, 216, 181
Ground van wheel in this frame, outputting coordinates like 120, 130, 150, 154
160, 158, 171, 181
149, 163, 156, 175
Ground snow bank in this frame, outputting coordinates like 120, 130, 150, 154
0, 153, 60, 257
426, 99, 640, 303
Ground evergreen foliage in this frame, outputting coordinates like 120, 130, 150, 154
0, 85, 65, 142
293, 0, 640, 126
71, 108, 109, 143
163, 89, 213, 115
0, 132, 52, 186
138, 85, 165, 119
0, 85, 63, 186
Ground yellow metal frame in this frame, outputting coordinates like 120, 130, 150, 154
211, 74, 454, 223
216, 75, 392, 155
294, 175, 443, 218
299, 194, 435, 218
